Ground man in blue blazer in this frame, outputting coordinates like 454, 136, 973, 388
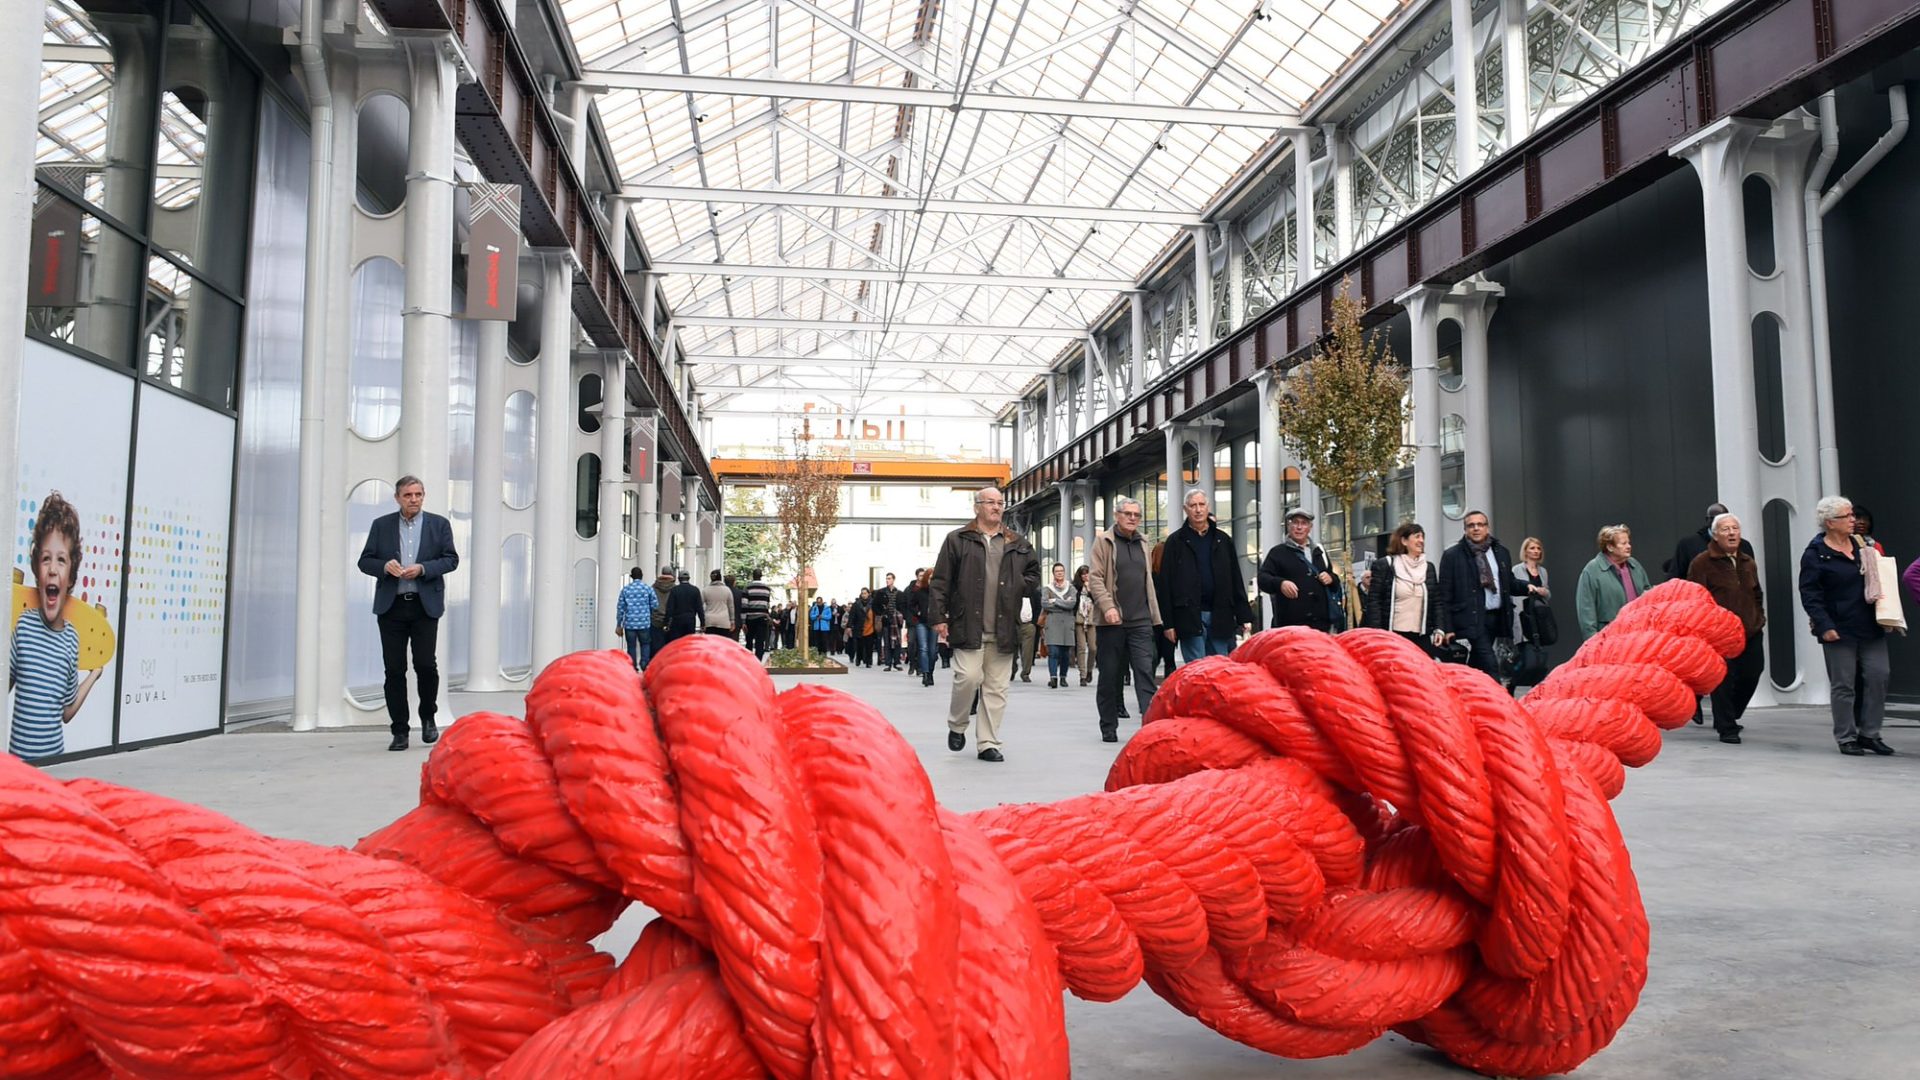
357, 475, 460, 750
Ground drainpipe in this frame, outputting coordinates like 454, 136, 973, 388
292, 0, 333, 732
1808, 86, 1907, 493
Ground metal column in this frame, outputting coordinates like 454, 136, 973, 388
1163, 422, 1186, 527
531, 252, 575, 672
466, 318, 509, 691
1294, 132, 1316, 286
597, 351, 629, 652
1451, 0, 1481, 179
1192, 225, 1215, 350
400, 39, 456, 503
1399, 285, 1447, 533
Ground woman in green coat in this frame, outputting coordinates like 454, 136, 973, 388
1576, 523, 1652, 638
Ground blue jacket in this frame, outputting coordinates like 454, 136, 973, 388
1799, 534, 1883, 641
357, 511, 459, 618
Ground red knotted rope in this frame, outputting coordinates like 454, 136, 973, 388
0, 580, 1743, 1078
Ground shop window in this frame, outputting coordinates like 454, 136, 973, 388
23, 192, 143, 367
151, 12, 258, 291
143, 255, 241, 408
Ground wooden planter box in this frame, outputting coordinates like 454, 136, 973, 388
765, 658, 849, 676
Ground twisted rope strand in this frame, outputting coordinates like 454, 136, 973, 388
0, 581, 1740, 1079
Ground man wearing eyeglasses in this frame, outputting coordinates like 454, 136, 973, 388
1086, 497, 1173, 743
928, 486, 1041, 763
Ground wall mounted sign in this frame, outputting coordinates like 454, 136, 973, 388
462, 183, 521, 320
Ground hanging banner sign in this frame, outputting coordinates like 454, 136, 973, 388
661, 469, 683, 519
630, 415, 655, 479
462, 183, 521, 320
28, 198, 83, 308
698, 514, 714, 549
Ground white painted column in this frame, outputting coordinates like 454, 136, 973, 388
1451, 278, 1504, 519
640, 272, 659, 342
295, 33, 356, 731
1451, 0, 1481, 179
1230, 432, 1253, 597
1294, 132, 1317, 286
1082, 340, 1100, 428
1130, 292, 1147, 390
562, 84, 591, 172
681, 468, 700, 582
466, 318, 509, 691
1065, 368, 1080, 442
532, 252, 575, 672
1079, 480, 1099, 567
0, 27, 44, 620
1192, 225, 1216, 350
1043, 375, 1057, 456
598, 352, 629, 644
1011, 406, 1025, 472
1674, 120, 1766, 571
1163, 422, 1186, 525
401, 38, 456, 505
1326, 124, 1355, 259
1399, 285, 1447, 532
1057, 483, 1073, 566
1225, 220, 1246, 330
1253, 370, 1284, 625
1502, 0, 1532, 147
1191, 419, 1222, 505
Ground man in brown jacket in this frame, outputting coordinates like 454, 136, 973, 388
1686, 512, 1765, 744
1087, 496, 1175, 743
929, 486, 1041, 762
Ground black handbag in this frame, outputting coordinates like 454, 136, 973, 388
1524, 596, 1559, 647
1512, 641, 1551, 685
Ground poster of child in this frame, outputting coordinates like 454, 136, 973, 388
8, 491, 114, 759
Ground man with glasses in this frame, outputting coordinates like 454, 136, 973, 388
1086, 497, 1173, 743
1438, 510, 1519, 681
929, 487, 1040, 762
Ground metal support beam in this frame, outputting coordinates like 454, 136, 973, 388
652, 261, 1136, 291
686, 353, 1047, 373
624, 183, 1205, 226
1452, 0, 1482, 178
584, 70, 1304, 128
1293, 131, 1316, 286
675, 314, 1090, 337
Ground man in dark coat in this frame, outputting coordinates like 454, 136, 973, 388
664, 569, 704, 642
1438, 510, 1518, 681
928, 486, 1041, 762
1160, 490, 1253, 660
356, 475, 460, 751
1666, 501, 1755, 579
1258, 508, 1341, 631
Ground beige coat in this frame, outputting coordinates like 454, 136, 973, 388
1087, 528, 1164, 626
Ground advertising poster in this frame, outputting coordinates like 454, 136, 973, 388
118, 389, 235, 744
8, 340, 132, 760
572, 558, 598, 653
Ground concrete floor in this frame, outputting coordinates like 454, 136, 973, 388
46, 660, 1920, 1078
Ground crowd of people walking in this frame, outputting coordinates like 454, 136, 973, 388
610, 485, 1910, 764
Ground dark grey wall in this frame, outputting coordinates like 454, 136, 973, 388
1824, 69, 1920, 695
1482, 168, 1718, 665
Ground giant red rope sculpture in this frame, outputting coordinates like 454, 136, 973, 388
0, 580, 1744, 1079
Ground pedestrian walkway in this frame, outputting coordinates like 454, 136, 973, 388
46, 661, 1920, 1078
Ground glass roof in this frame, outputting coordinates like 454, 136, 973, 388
565, 0, 1408, 410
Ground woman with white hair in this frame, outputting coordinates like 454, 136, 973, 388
1799, 495, 1893, 756
1687, 513, 1764, 744
1575, 523, 1651, 638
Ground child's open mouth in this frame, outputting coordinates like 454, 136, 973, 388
40, 582, 62, 619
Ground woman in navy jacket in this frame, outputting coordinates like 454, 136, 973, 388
1799, 495, 1893, 756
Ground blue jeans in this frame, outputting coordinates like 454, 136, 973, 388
625, 626, 653, 669
1178, 610, 1236, 663
1047, 645, 1071, 679
913, 623, 937, 676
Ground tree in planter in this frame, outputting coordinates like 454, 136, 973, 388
1275, 283, 1410, 619
723, 487, 782, 582
771, 427, 843, 663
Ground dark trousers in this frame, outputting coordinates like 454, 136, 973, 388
745, 619, 770, 658
624, 626, 654, 669
1455, 619, 1505, 681
651, 625, 667, 658
377, 595, 439, 738
913, 623, 936, 676
1097, 624, 1160, 737
1711, 631, 1765, 730
1153, 629, 1177, 678
704, 625, 733, 637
